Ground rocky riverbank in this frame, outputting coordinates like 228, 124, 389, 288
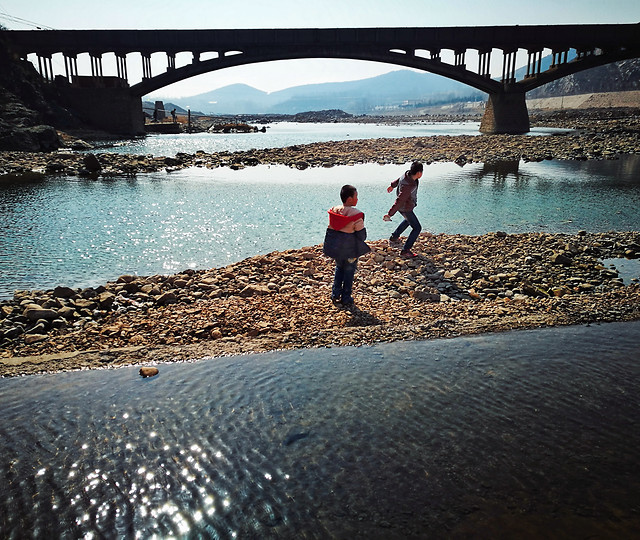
0, 111, 639, 178
2, 231, 639, 377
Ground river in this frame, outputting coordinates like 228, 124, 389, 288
1, 127, 639, 299
1, 123, 640, 538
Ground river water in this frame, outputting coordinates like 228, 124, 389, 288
2, 124, 640, 537
1, 122, 639, 298
92, 120, 488, 156
1, 320, 639, 538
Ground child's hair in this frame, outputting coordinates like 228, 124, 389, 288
409, 161, 423, 175
340, 184, 357, 203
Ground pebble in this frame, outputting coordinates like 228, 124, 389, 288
139, 366, 159, 378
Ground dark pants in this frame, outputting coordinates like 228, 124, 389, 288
391, 210, 422, 252
332, 259, 357, 304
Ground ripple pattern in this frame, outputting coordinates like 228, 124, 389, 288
1, 321, 639, 537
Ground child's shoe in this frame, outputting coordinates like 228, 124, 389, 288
340, 294, 354, 307
400, 250, 418, 258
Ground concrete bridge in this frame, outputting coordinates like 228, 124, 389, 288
3, 24, 640, 135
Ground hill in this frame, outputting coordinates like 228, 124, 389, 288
153, 70, 483, 115
151, 57, 640, 116
528, 58, 640, 98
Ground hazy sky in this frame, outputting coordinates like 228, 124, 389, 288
1, 0, 639, 98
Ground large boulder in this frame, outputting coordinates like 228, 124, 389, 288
0, 123, 61, 152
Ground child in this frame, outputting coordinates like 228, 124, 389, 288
384, 161, 423, 258
323, 185, 370, 307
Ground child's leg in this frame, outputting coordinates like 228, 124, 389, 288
332, 262, 345, 300
402, 211, 422, 252
339, 260, 357, 305
391, 215, 410, 239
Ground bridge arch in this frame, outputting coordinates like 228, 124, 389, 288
130, 47, 504, 97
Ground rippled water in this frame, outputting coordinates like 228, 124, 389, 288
1, 156, 639, 299
1, 320, 639, 538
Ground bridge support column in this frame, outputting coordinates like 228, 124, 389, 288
56, 85, 144, 135
479, 92, 530, 134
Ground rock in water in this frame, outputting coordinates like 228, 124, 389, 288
139, 366, 159, 378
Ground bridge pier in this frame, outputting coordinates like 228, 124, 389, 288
480, 92, 530, 134
56, 82, 145, 135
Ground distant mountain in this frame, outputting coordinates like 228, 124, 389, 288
149, 70, 483, 115
146, 57, 640, 116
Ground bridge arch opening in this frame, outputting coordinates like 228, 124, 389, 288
140, 57, 485, 116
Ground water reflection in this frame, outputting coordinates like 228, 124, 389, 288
471, 160, 523, 182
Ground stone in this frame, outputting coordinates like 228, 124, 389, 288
24, 334, 47, 344
83, 153, 102, 172
73, 298, 97, 310
58, 306, 77, 319
51, 318, 67, 329
3, 326, 24, 339
26, 322, 47, 334
53, 286, 77, 298
24, 307, 59, 321
444, 268, 464, 279
122, 282, 139, 294
411, 290, 439, 302
156, 291, 178, 305
97, 291, 116, 309
139, 366, 159, 378
140, 284, 161, 295
239, 285, 271, 297
549, 252, 573, 266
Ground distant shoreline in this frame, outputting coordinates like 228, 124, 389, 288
1, 107, 639, 179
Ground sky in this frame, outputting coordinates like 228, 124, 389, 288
1, 0, 639, 99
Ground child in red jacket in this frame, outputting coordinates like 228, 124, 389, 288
323, 185, 370, 307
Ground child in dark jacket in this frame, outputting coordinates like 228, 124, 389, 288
323, 185, 370, 307
384, 161, 423, 258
